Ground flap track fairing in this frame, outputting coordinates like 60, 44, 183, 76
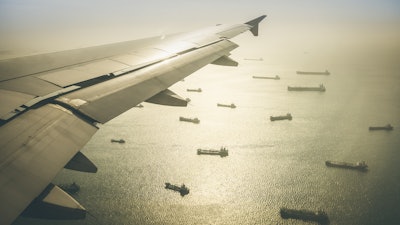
145, 89, 187, 107
211, 55, 238, 67
64, 151, 97, 173
21, 184, 86, 220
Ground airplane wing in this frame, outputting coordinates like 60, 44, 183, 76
0, 15, 266, 225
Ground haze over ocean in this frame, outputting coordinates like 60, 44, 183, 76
2, 1, 399, 224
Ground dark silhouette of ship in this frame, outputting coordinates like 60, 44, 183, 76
252, 75, 280, 80
288, 84, 326, 92
280, 207, 330, 224
179, 116, 200, 124
165, 183, 189, 196
186, 88, 202, 92
296, 70, 330, 75
111, 139, 125, 143
217, 103, 236, 108
244, 57, 263, 61
270, 113, 292, 121
197, 147, 228, 157
325, 160, 368, 171
369, 124, 393, 131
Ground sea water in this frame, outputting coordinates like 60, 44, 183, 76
13, 61, 400, 225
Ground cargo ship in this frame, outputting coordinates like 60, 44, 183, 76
325, 160, 368, 171
369, 124, 393, 131
197, 147, 228, 157
111, 139, 125, 143
252, 75, 280, 80
244, 57, 263, 61
296, 70, 330, 75
179, 116, 200, 124
280, 207, 329, 224
288, 84, 326, 92
186, 88, 202, 92
165, 183, 189, 196
217, 103, 236, 108
270, 113, 292, 121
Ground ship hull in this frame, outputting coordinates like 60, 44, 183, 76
217, 103, 236, 108
165, 183, 189, 196
280, 208, 330, 224
252, 76, 280, 80
270, 114, 292, 121
296, 71, 330, 75
197, 149, 228, 157
179, 117, 200, 124
325, 161, 367, 171
369, 125, 393, 131
288, 86, 325, 92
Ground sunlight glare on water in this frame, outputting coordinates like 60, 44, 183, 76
14, 60, 400, 225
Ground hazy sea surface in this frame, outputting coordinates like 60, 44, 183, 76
14, 61, 400, 225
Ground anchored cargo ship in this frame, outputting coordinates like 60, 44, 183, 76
280, 207, 329, 224
296, 70, 330, 75
165, 183, 189, 196
369, 124, 393, 131
270, 113, 292, 121
244, 57, 263, 61
325, 160, 368, 171
197, 147, 228, 157
252, 75, 280, 80
186, 88, 202, 92
179, 116, 200, 124
217, 103, 236, 108
288, 84, 326, 92
111, 139, 125, 143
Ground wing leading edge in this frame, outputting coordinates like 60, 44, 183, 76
0, 15, 266, 225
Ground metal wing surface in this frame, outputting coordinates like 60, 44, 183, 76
0, 15, 266, 225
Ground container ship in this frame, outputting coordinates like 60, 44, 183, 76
288, 84, 325, 92
325, 160, 368, 171
280, 207, 329, 224
296, 70, 330, 75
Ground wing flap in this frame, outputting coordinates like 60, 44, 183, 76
0, 104, 97, 225
0, 89, 34, 118
0, 76, 61, 96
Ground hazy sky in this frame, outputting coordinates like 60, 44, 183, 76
1, 0, 399, 66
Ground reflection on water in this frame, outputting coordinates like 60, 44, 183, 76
14, 62, 400, 225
